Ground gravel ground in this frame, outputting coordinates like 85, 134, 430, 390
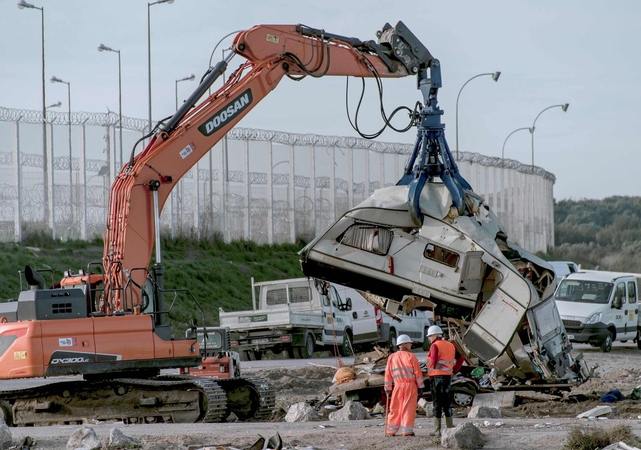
5, 342, 641, 450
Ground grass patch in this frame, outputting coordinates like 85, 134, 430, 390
0, 238, 307, 334
564, 424, 638, 450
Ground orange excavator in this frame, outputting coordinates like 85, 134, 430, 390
0, 22, 430, 426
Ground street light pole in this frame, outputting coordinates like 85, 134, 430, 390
502, 127, 532, 164
51, 76, 72, 223
147, 0, 174, 134
18, 0, 49, 226
98, 44, 123, 168
175, 74, 195, 110
530, 103, 569, 166
455, 71, 501, 160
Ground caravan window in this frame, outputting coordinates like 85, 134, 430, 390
339, 225, 392, 255
423, 243, 460, 268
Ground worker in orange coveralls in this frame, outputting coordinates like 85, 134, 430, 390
384, 334, 424, 437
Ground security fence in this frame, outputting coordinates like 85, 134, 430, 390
0, 106, 555, 252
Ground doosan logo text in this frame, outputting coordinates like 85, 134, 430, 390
199, 89, 253, 136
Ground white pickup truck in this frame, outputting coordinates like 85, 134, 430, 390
219, 278, 384, 360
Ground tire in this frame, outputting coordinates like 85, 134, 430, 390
600, 331, 613, 352
239, 351, 251, 361
638, 332, 641, 350
451, 384, 476, 407
252, 350, 263, 361
340, 331, 353, 356
422, 327, 431, 351
388, 328, 397, 348
287, 347, 297, 359
298, 333, 315, 359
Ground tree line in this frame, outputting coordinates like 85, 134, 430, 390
538, 196, 641, 273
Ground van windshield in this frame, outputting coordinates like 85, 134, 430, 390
555, 280, 613, 304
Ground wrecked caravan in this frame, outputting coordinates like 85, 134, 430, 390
300, 183, 591, 384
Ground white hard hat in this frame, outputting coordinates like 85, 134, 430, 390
396, 334, 412, 345
427, 325, 443, 337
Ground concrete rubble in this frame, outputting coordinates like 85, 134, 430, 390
577, 405, 613, 418
0, 420, 11, 450
467, 405, 502, 418
328, 400, 371, 421
285, 402, 321, 422
107, 428, 140, 449
440, 422, 485, 449
67, 426, 102, 450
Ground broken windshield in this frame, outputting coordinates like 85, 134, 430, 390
555, 280, 613, 304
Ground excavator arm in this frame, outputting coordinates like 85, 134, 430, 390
102, 22, 433, 315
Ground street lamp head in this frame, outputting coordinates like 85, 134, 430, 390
50, 76, 63, 84
17, 0, 35, 9
98, 43, 111, 52
562, 103, 570, 112
492, 71, 501, 82
187, 74, 195, 81
46, 101, 61, 109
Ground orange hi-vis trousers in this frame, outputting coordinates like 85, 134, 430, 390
385, 382, 419, 435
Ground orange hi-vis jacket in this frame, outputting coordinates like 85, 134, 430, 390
426, 338, 456, 376
384, 350, 425, 392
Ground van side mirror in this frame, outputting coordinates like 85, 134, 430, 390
613, 297, 623, 309
346, 297, 352, 311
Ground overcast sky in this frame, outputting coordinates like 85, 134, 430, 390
1, 0, 639, 201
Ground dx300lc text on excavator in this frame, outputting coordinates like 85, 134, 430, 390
0, 21, 452, 426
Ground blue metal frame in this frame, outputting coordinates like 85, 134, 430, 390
397, 62, 472, 226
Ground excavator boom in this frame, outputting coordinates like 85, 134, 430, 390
103, 22, 427, 314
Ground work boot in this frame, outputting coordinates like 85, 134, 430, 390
445, 416, 454, 428
429, 417, 441, 436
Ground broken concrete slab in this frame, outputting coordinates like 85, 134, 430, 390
0, 420, 11, 450
577, 405, 613, 418
601, 442, 641, 450
472, 391, 515, 408
109, 427, 141, 449
285, 402, 321, 422
468, 405, 502, 419
67, 426, 102, 450
329, 400, 371, 421
440, 422, 485, 449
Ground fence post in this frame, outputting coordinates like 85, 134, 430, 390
47, 120, 56, 239
13, 118, 22, 242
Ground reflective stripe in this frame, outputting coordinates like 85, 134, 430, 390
427, 339, 456, 377
400, 425, 413, 433
392, 373, 415, 380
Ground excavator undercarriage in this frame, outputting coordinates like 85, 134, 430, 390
0, 374, 274, 426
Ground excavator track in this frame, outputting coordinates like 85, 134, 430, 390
216, 375, 276, 421
0, 376, 228, 427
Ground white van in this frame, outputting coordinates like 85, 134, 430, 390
334, 286, 432, 351
554, 270, 641, 352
